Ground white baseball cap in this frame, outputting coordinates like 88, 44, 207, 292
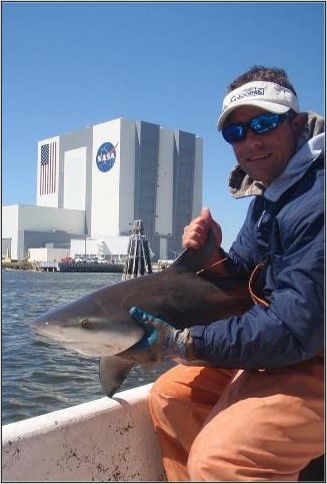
217, 81, 299, 131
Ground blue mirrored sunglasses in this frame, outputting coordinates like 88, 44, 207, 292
222, 110, 296, 144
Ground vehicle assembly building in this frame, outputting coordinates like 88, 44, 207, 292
3, 117, 203, 261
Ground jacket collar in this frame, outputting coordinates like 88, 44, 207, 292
264, 132, 324, 202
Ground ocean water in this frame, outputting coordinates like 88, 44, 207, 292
2, 270, 173, 425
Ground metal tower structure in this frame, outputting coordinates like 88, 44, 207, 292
122, 220, 153, 280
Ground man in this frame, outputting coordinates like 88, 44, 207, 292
129, 66, 325, 481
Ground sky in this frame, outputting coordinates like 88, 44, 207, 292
2, 1, 325, 249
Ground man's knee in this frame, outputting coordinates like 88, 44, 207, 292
149, 365, 199, 407
149, 367, 184, 423
149, 369, 176, 409
149, 365, 207, 440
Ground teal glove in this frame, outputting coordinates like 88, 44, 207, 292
119, 306, 195, 364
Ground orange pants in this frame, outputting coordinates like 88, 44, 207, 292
149, 357, 324, 481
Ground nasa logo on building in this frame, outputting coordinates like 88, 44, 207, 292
96, 142, 118, 173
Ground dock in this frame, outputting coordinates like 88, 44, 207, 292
38, 262, 60, 272
58, 262, 124, 273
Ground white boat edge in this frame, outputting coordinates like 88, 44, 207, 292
2, 383, 166, 482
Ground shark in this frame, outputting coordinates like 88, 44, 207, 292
30, 232, 325, 482
31, 230, 253, 397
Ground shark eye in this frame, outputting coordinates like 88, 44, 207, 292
80, 319, 93, 330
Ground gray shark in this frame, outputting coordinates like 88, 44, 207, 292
31, 231, 253, 396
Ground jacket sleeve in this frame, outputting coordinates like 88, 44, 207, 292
190, 189, 324, 369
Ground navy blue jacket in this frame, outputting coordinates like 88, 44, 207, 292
191, 133, 324, 368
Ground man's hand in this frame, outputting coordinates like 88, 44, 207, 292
118, 307, 194, 364
182, 207, 222, 250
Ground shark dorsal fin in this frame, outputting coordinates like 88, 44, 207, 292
172, 229, 217, 273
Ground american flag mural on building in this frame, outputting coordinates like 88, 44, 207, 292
39, 142, 57, 195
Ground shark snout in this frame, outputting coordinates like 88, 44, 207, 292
31, 308, 145, 358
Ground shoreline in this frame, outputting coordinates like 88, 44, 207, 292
2, 261, 125, 273
2, 261, 38, 271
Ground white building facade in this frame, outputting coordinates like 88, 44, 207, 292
3, 118, 203, 261
2, 205, 85, 261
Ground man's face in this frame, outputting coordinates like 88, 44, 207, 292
226, 106, 303, 186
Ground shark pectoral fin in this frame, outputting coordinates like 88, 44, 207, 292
99, 356, 135, 398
